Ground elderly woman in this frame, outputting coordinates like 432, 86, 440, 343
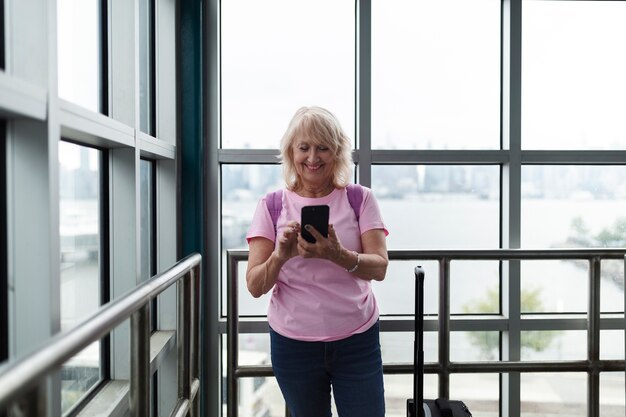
246, 106, 389, 417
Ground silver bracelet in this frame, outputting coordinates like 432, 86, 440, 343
346, 251, 359, 273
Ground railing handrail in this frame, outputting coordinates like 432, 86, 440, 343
0, 252, 202, 410
227, 247, 626, 261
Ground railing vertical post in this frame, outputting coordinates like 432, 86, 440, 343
227, 252, 239, 417
191, 263, 201, 416
8, 381, 47, 417
624, 254, 626, 408
130, 303, 150, 417
588, 257, 601, 417
438, 258, 451, 399
178, 275, 192, 403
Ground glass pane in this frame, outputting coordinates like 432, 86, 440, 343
59, 141, 102, 413
521, 260, 587, 313
139, 0, 154, 135
374, 260, 439, 316
234, 376, 278, 417
521, 373, 586, 417
451, 332, 500, 362
222, 164, 283, 249
372, 165, 500, 249
450, 374, 499, 417
229, 259, 269, 317
238, 333, 270, 365
222, 165, 282, 317
602, 259, 624, 313
221, 0, 354, 148
140, 159, 154, 282
520, 330, 585, 361
452, 261, 500, 315
385, 374, 438, 417
381, 331, 437, 364
222, 338, 282, 417
522, 1, 626, 150
601, 330, 625, 361
521, 165, 626, 312
372, 0, 500, 150
600, 372, 625, 417
58, 0, 102, 112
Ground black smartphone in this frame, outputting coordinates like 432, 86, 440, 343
301, 205, 329, 243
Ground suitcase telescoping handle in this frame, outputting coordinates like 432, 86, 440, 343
408, 266, 425, 417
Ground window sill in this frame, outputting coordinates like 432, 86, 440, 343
76, 330, 175, 417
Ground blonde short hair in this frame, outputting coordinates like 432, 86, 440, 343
279, 106, 353, 191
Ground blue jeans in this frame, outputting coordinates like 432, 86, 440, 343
269, 321, 385, 417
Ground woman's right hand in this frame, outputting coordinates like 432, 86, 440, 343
275, 220, 300, 261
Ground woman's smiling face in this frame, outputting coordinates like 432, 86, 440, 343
292, 137, 336, 189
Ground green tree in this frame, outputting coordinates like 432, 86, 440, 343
561, 216, 626, 289
463, 287, 559, 360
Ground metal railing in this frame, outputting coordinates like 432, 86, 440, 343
0, 252, 202, 417
226, 249, 626, 417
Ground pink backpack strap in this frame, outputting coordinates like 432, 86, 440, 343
346, 184, 363, 221
265, 189, 284, 232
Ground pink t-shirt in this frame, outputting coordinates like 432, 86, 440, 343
246, 186, 388, 342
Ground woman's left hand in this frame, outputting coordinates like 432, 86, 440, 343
297, 224, 343, 261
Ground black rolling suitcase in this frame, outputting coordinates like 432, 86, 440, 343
407, 266, 472, 417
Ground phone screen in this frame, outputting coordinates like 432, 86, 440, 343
301, 205, 329, 243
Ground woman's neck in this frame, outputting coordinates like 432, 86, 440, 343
295, 181, 335, 198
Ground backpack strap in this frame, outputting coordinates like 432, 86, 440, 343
265, 185, 363, 230
346, 184, 363, 222
265, 189, 283, 233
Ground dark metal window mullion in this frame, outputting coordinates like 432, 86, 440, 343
100, 0, 109, 116
145, 158, 158, 417
150, 159, 157, 331
0, 0, 5, 71
99, 150, 111, 381
356, 0, 371, 188
150, 0, 156, 136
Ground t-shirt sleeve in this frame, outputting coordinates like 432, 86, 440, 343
358, 187, 389, 236
246, 198, 276, 244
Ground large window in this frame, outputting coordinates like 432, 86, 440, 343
1, 0, 179, 413
59, 141, 107, 413
57, 0, 105, 112
215, 1, 626, 416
